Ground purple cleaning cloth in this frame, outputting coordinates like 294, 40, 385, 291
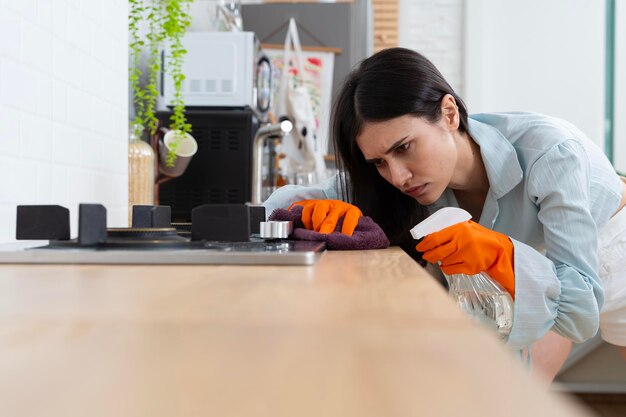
268, 205, 390, 250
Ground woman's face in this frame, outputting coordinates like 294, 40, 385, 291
356, 113, 459, 206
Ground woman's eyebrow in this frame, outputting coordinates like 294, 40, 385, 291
384, 136, 409, 154
364, 136, 409, 164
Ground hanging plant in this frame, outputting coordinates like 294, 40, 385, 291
128, 0, 147, 139
129, 0, 193, 167
162, 0, 193, 167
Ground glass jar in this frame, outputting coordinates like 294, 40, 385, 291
128, 124, 155, 225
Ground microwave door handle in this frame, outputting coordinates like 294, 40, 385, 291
257, 55, 272, 113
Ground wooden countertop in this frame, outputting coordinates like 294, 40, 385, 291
0, 248, 592, 417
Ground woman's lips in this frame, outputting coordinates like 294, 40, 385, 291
405, 184, 427, 198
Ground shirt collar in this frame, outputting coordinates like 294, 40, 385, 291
467, 116, 523, 199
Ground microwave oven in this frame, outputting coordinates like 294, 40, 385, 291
160, 32, 272, 120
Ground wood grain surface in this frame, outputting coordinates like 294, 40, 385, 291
0, 248, 593, 417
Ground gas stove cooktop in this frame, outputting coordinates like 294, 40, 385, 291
0, 204, 325, 265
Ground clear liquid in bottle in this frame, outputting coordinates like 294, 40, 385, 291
446, 272, 514, 341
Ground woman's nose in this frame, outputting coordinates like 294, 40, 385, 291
389, 162, 411, 189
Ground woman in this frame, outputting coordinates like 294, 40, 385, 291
264, 47, 626, 381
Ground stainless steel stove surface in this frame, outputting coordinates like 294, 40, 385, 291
0, 239, 325, 265
1, 203, 326, 265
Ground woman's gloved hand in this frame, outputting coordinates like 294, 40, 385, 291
288, 199, 362, 236
415, 220, 515, 298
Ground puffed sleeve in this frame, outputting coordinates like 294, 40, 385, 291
507, 140, 603, 350
262, 173, 343, 219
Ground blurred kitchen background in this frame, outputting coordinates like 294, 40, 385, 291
0, 0, 625, 409
2, 0, 625, 236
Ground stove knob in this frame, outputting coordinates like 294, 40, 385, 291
259, 221, 293, 239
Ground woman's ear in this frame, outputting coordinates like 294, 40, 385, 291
440, 94, 460, 131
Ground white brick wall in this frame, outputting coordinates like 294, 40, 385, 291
398, 0, 464, 96
0, 0, 129, 242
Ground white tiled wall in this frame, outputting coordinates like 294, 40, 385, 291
0, 0, 129, 242
398, 0, 464, 96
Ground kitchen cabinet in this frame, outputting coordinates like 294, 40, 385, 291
0, 248, 594, 416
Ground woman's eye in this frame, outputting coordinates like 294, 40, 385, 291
373, 159, 384, 167
396, 143, 410, 153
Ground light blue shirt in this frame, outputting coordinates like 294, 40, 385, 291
264, 112, 623, 350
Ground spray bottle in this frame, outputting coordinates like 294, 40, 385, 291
411, 207, 514, 341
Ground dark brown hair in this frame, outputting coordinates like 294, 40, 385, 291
332, 47, 469, 248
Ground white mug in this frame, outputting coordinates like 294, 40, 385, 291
158, 130, 198, 177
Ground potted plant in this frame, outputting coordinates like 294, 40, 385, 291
129, 0, 194, 168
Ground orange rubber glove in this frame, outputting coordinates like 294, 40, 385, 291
288, 199, 363, 236
415, 220, 515, 298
